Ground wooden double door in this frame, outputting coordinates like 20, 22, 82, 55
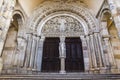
41, 37, 84, 72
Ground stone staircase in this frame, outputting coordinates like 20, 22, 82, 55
0, 73, 120, 80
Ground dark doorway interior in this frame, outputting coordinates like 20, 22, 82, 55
65, 37, 84, 72
42, 37, 60, 72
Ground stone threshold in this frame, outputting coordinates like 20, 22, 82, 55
0, 73, 120, 80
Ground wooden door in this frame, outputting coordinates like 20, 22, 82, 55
42, 37, 60, 72
65, 37, 84, 72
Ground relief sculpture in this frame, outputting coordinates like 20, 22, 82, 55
42, 15, 84, 36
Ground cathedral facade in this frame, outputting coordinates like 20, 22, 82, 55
0, 0, 120, 79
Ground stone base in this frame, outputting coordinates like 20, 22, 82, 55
0, 73, 120, 80
59, 70, 66, 74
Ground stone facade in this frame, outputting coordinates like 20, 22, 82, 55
0, 0, 120, 76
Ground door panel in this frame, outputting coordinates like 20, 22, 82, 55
65, 37, 84, 72
42, 37, 60, 72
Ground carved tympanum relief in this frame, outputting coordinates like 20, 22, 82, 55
42, 15, 84, 37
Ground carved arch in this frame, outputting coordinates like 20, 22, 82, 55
13, 10, 26, 23
38, 12, 88, 36
26, 0, 99, 35
100, 8, 111, 21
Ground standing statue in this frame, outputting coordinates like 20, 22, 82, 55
59, 18, 66, 32
59, 38, 66, 58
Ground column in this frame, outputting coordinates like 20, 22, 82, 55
59, 36, 66, 74
36, 36, 45, 71
94, 32, 109, 73
86, 35, 93, 72
80, 36, 89, 72
13, 37, 27, 67
103, 37, 116, 67
107, 0, 120, 38
89, 34, 98, 70
99, 34, 109, 66
24, 34, 33, 68
94, 32, 105, 67
100, 21, 116, 73
29, 35, 37, 69
33, 36, 40, 70
101, 22, 111, 65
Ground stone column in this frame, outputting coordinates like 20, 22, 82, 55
100, 21, 117, 73
94, 32, 104, 68
107, 0, 120, 38
94, 32, 108, 73
24, 34, 33, 68
29, 35, 37, 69
59, 36, 66, 74
80, 36, 89, 72
101, 21, 111, 67
103, 37, 116, 68
33, 36, 40, 70
86, 35, 93, 72
10, 36, 27, 74
36, 36, 45, 71
0, 0, 16, 73
89, 34, 98, 71
13, 37, 27, 67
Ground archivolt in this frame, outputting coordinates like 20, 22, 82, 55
26, 0, 99, 35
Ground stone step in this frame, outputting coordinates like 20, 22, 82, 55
0, 73, 120, 80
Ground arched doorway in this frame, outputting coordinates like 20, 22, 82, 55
40, 15, 86, 72
26, 0, 104, 73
